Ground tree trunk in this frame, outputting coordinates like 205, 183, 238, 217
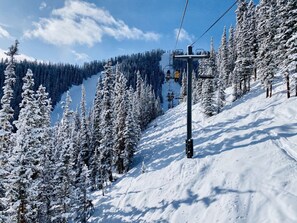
286, 75, 290, 98
295, 78, 297, 97
18, 200, 26, 223
254, 67, 257, 81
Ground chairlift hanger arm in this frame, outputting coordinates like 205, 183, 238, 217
173, 54, 209, 61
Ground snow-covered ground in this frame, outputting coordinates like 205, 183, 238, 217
51, 73, 101, 124
89, 76, 297, 222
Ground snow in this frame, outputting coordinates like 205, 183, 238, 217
51, 72, 101, 124
89, 74, 297, 222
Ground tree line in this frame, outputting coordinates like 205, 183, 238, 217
0, 46, 164, 122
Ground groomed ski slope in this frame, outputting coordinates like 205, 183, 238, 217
90, 75, 297, 223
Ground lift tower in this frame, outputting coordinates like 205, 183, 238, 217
173, 45, 210, 158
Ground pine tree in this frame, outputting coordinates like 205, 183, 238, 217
0, 40, 18, 221
201, 39, 216, 117
7, 69, 42, 223
123, 86, 139, 171
99, 62, 115, 184
201, 71, 216, 117
89, 79, 103, 190
227, 26, 236, 86
51, 92, 75, 223
80, 85, 91, 166
247, 0, 257, 82
256, 0, 277, 97
275, 0, 297, 97
234, 0, 249, 99
113, 64, 128, 174
34, 85, 52, 222
72, 163, 92, 223
217, 27, 228, 112
218, 26, 229, 89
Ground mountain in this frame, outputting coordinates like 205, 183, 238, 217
89, 74, 297, 222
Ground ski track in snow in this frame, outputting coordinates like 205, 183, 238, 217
86, 55, 297, 223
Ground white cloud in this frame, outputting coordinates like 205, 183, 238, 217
71, 50, 89, 61
0, 25, 10, 38
39, 2, 47, 10
24, 0, 160, 46
174, 28, 194, 43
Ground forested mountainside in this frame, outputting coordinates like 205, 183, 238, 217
0, 48, 164, 120
0, 44, 163, 223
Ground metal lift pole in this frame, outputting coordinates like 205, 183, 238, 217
173, 45, 210, 158
186, 45, 193, 158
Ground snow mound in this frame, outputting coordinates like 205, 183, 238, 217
90, 77, 297, 223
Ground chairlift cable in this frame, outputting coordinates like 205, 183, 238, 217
191, 0, 239, 47
174, 0, 189, 51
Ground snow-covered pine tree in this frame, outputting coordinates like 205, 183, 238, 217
8, 69, 43, 223
72, 163, 92, 223
218, 26, 229, 89
133, 72, 143, 131
72, 109, 82, 171
227, 26, 236, 86
275, 0, 297, 98
274, 0, 291, 66
201, 70, 216, 117
51, 92, 75, 223
0, 40, 18, 220
89, 79, 103, 190
113, 64, 128, 174
144, 84, 156, 124
192, 71, 199, 104
256, 0, 277, 97
217, 27, 228, 112
99, 62, 115, 184
153, 96, 162, 118
201, 39, 217, 117
131, 86, 141, 141
34, 85, 52, 222
79, 85, 91, 166
39, 127, 56, 223
286, 32, 297, 97
193, 59, 207, 103
136, 73, 151, 129
234, 0, 249, 99
247, 0, 257, 82
123, 86, 140, 171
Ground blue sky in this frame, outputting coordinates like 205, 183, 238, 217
0, 0, 259, 65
